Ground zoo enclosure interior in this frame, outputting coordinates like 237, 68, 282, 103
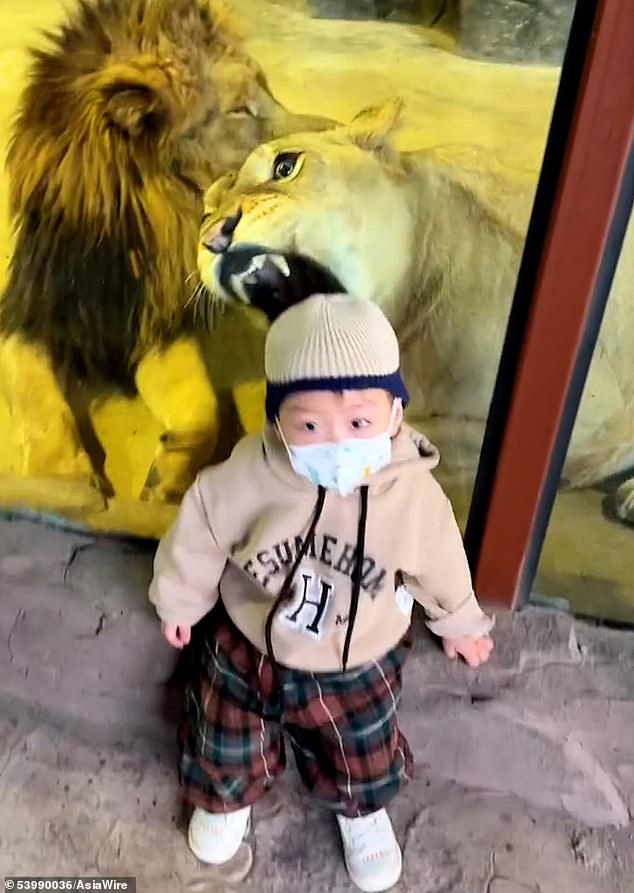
0, 0, 632, 623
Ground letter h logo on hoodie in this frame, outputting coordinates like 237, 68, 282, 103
281, 571, 334, 638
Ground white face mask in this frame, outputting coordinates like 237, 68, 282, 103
278, 400, 400, 496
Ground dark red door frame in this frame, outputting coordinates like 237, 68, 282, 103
464, 0, 634, 608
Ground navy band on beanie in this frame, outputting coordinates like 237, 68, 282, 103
265, 372, 409, 422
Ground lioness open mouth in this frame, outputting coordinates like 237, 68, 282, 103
212, 242, 344, 321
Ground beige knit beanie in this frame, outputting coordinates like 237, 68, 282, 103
264, 293, 409, 421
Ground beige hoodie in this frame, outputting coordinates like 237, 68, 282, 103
149, 424, 494, 672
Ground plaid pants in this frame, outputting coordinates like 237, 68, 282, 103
178, 605, 414, 817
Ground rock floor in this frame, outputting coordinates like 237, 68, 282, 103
1, 518, 633, 891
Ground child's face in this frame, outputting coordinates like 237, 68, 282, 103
278, 389, 403, 447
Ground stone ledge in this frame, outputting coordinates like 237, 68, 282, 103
457, 0, 575, 65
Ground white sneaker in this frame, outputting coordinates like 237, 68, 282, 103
336, 809, 402, 892
188, 805, 251, 865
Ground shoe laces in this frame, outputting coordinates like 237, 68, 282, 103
198, 808, 247, 830
341, 810, 391, 856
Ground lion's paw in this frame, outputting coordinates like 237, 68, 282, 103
139, 462, 192, 505
613, 478, 634, 525
139, 435, 215, 504
140, 484, 183, 505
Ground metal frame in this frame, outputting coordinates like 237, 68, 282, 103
464, 0, 634, 608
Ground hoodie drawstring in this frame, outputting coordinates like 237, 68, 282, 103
264, 485, 327, 680
342, 484, 369, 672
264, 482, 369, 682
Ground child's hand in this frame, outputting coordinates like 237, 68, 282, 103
162, 621, 191, 649
442, 634, 493, 668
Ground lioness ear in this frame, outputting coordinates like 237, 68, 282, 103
105, 86, 169, 137
346, 98, 404, 150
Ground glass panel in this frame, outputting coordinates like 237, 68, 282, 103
0, 0, 576, 538
533, 205, 634, 624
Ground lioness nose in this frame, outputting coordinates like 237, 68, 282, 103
201, 208, 243, 254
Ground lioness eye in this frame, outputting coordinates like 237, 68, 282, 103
273, 152, 300, 180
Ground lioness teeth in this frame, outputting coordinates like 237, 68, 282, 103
247, 252, 291, 279
247, 255, 267, 274
267, 254, 291, 278
229, 273, 251, 304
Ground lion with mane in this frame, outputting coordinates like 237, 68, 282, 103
198, 100, 634, 525
0, 0, 332, 511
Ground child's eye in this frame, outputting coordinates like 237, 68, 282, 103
304, 421, 318, 432
351, 418, 370, 430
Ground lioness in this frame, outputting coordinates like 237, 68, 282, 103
197, 100, 634, 524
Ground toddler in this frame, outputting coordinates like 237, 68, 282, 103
149, 293, 494, 893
